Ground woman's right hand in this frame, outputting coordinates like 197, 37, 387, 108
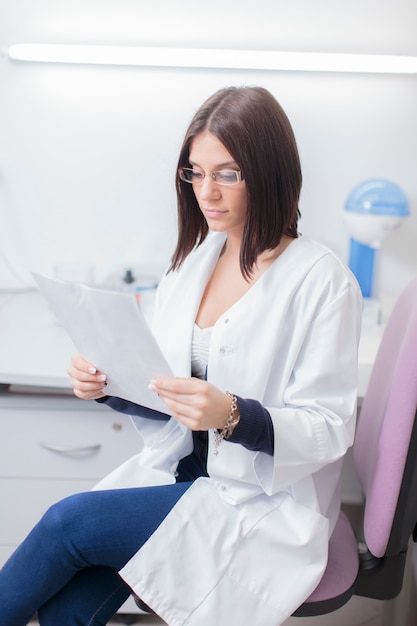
67, 353, 108, 400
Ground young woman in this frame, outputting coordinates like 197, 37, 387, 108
0, 86, 362, 625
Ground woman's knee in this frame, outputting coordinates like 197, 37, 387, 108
41, 491, 93, 537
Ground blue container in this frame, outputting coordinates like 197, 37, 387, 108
345, 179, 409, 297
348, 239, 375, 298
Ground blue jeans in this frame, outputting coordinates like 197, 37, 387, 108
0, 481, 193, 625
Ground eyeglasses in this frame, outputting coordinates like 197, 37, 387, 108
178, 167, 243, 186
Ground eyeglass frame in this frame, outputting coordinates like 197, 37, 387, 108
178, 167, 243, 186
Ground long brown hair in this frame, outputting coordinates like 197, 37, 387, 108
169, 86, 302, 279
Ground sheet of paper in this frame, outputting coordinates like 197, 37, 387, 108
32, 273, 172, 414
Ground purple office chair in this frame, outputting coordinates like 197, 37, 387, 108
293, 277, 417, 618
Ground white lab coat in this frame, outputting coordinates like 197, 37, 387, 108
94, 233, 362, 625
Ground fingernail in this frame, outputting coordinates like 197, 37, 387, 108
149, 380, 157, 391
97, 374, 107, 382
88, 367, 97, 374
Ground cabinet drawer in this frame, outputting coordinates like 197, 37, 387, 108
0, 408, 143, 480
0, 477, 96, 546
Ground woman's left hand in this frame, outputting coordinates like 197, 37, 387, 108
149, 377, 232, 431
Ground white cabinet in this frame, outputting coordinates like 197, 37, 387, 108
0, 292, 150, 616
0, 390, 143, 565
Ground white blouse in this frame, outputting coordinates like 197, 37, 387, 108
191, 324, 212, 379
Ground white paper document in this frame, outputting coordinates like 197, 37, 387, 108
32, 273, 172, 413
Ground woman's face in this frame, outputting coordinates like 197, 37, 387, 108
188, 131, 247, 238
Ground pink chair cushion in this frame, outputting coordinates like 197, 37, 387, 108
303, 511, 359, 602
354, 279, 417, 557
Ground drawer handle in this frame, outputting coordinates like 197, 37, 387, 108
40, 443, 102, 456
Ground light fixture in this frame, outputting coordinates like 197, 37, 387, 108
6, 44, 417, 74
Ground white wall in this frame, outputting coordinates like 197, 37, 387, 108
0, 0, 416, 296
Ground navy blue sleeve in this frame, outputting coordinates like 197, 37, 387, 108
227, 397, 274, 456
96, 396, 170, 421
97, 395, 274, 455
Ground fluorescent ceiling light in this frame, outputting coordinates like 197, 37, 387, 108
7, 44, 417, 74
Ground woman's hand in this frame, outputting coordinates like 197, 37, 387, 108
67, 353, 108, 400
149, 377, 234, 431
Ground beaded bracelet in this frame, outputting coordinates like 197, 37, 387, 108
213, 392, 240, 455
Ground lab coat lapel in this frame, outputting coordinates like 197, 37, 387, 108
152, 233, 226, 377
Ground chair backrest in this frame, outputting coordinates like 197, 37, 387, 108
354, 278, 417, 559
